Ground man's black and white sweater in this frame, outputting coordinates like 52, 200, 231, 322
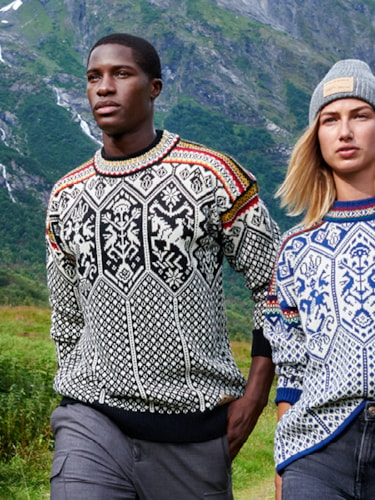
46, 130, 279, 443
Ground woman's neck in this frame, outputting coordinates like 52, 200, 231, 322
333, 172, 375, 201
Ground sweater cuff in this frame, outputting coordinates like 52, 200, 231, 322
275, 387, 302, 405
251, 328, 272, 358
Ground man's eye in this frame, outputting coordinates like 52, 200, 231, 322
87, 74, 100, 82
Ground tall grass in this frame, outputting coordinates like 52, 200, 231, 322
0, 306, 58, 499
0, 306, 276, 499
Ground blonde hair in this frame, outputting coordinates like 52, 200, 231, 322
277, 114, 336, 228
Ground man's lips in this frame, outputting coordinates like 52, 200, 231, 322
94, 101, 120, 114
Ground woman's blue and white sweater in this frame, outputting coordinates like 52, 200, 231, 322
264, 196, 375, 472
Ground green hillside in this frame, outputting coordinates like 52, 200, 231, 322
1, 0, 375, 308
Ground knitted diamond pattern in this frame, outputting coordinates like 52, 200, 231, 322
47, 131, 279, 414
265, 198, 375, 471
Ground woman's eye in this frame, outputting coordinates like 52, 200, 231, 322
321, 117, 335, 125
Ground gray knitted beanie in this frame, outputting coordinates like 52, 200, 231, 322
309, 59, 375, 125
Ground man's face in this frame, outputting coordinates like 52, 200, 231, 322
86, 43, 161, 138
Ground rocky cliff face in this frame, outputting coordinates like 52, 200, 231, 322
2, 0, 375, 149
1, 0, 375, 278
217, 0, 375, 57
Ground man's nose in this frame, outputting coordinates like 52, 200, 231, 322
97, 75, 115, 95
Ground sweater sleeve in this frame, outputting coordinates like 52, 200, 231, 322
264, 243, 306, 405
221, 182, 280, 355
46, 192, 84, 368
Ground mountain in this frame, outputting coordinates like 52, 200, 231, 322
1, 0, 375, 308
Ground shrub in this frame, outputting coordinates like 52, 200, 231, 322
0, 358, 59, 460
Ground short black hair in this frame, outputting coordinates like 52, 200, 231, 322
87, 33, 162, 80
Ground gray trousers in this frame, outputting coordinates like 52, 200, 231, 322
50, 403, 233, 500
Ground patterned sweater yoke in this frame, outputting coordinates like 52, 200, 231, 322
46, 130, 279, 443
264, 196, 375, 471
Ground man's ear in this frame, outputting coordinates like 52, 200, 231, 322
150, 78, 163, 100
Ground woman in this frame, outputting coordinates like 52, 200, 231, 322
265, 59, 375, 499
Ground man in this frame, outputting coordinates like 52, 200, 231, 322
46, 33, 279, 499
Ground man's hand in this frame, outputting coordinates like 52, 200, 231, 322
227, 356, 274, 459
227, 393, 263, 459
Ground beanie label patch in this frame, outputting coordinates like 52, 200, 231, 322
323, 77, 354, 97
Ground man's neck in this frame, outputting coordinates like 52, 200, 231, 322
102, 128, 157, 157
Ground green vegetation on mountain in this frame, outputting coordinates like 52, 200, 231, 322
0, 0, 374, 307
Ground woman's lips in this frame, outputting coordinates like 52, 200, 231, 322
337, 146, 359, 158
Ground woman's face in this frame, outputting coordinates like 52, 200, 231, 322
318, 98, 375, 199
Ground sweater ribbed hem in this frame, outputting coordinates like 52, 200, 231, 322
60, 397, 228, 443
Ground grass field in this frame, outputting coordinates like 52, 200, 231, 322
0, 306, 276, 499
